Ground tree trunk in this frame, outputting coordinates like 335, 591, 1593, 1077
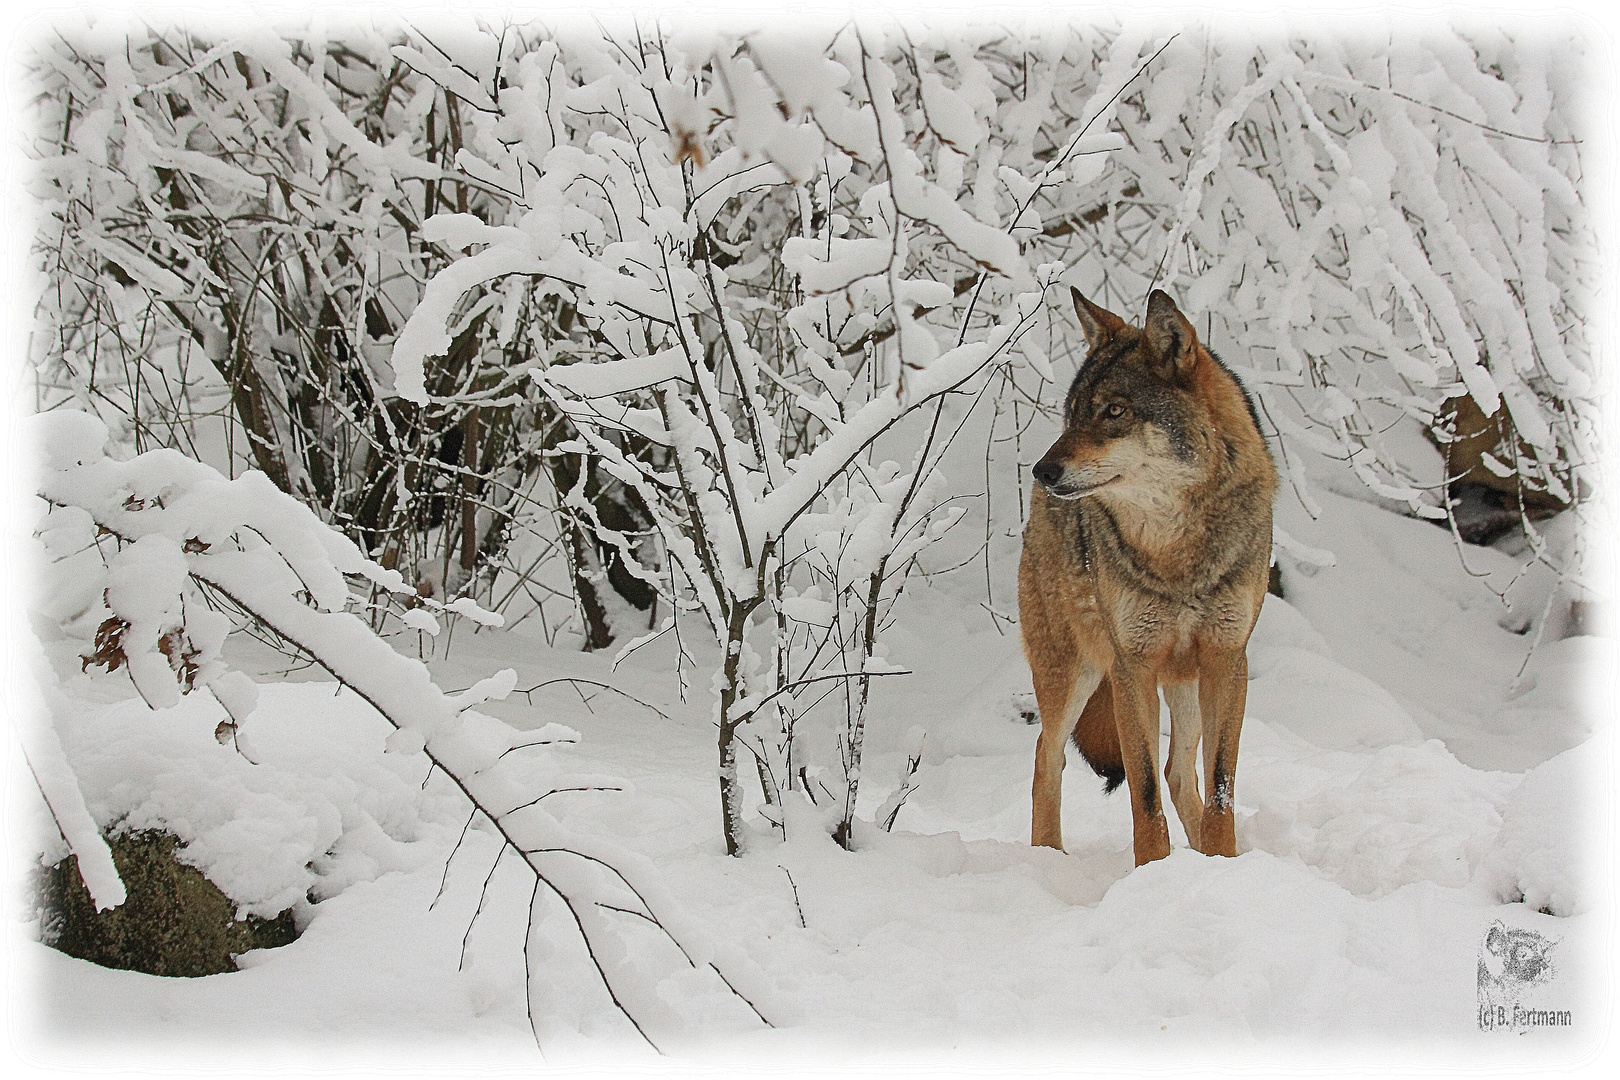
717, 601, 756, 856
460, 406, 481, 574
833, 569, 886, 850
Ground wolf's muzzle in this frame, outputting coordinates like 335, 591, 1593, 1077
1033, 459, 1118, 499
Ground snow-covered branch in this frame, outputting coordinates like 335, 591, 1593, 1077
29, 409, 773, 1050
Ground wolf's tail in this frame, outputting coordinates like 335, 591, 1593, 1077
1071, 676, 1125, 794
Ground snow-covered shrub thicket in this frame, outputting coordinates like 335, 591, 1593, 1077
26, 17, 1596, 855
386, 20, 1148, 853
27, 409, 773, 1049
387, 20, 1595, 851
26, 20, 643, 642
1081, 29, 1594, 551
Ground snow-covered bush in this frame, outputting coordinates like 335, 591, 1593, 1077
26, 408, 772, 1048
385, 21, 1143, 852
1082, 28, 1594, 541
25, 20, 628, 637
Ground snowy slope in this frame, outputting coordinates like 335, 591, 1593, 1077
11, 487, 1609, 1072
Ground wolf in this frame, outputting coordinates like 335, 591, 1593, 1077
1019, 288, 1277, 866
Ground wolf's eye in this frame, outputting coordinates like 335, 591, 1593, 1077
1102, 402, 1127, 419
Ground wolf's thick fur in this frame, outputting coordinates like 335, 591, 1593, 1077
1019, 288, 1277, 866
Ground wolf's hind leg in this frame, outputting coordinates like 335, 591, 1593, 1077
1162, 680, 1204, 850
1031, 663, 1103, 849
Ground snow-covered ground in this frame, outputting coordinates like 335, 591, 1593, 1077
8, 478, 1611, 1075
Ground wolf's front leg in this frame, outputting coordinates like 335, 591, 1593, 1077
1162, 680, 1204, 851
1110, 664, 1172, 866
1197, 646, 1248, 857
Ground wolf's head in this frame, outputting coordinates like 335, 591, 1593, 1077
1032, 289, 1234, 504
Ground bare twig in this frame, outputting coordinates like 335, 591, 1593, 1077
779, 865, 806, 929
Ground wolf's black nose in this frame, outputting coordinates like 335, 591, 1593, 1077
1032, 460, 1063, 487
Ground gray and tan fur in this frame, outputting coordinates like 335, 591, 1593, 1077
1018, 288, 1277, 865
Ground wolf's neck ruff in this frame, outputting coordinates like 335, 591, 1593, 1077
1074, 498, 1243, 603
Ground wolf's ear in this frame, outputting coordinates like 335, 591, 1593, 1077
1071, 289, 1127, 353
1144, 289, 1199, 380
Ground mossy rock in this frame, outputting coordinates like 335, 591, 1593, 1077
36, 830, 298, 977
